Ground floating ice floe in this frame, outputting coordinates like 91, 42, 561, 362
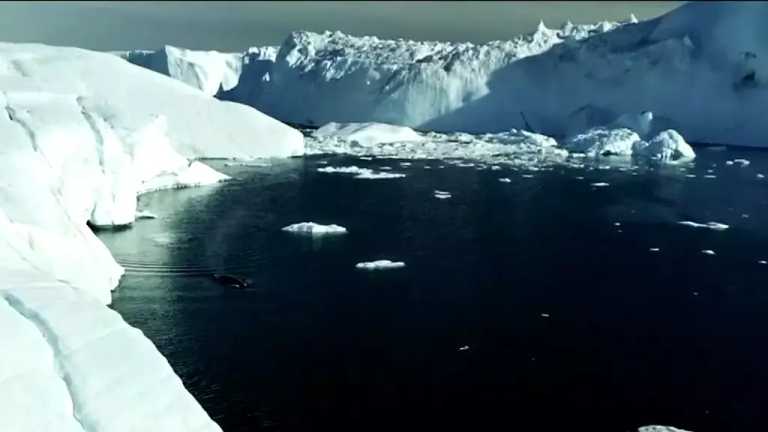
703, 175, 717, 179
282, 222, 348, 235
678, 221, 729, 231
355, 260, 406, 270
590, 182, 610, 187
757, 174, 765, 179
499, 178, 512, 183
701, 249, 717, 256
458, 345, 470, 351
649, 248, 661, 252
317, 165, 405, 179
637, 426, 693, 432
758, 260, 767, 265
433, 190, 452, 199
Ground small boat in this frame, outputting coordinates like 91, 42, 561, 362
212, 273, 250, 289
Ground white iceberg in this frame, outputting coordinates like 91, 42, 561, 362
701, 249, 717, 256
564, 126, 695, 162
282, 222, 348, 235
355, 260, 407, 270
0, 41, 303, 431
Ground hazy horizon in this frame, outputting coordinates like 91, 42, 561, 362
0, 1, 682, 51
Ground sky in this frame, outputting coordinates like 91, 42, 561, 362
0, 1, 682, 51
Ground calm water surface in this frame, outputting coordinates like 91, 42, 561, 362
98, 148, 768, 432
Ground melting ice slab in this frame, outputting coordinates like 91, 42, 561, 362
678, 221, 729, 231
317, 165, 406, 179
355, 260, 407, 270
282, 222, 348, 235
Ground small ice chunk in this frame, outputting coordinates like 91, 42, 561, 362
433, 190, 452, 199
703, 175, 717, 179
649, 247, 661, 252
399, 162, 412, 167
678, 221, 729, 231
135, 210, 158, 219
757, 174, 765, 179
590, 182, 610, 187
613, 222, 621, 227
685, 174, 696, 178
491, 165, 502, 170
725, 160, 734, 166
356, 171, 406, 179
758, 260, 767, 265
701, 249, 716, 256
540, 313, 551, 318
521, 174, 535, 178
379, 166, 392, 170
318, 165, 368, 174
498, 178, 512, 183
424, 165, 432, 169
282, 222, 348, 235
355, 260, 406, 270
359, 156, 373, 160
733, 158, 750, 166
458, 345, 470, 351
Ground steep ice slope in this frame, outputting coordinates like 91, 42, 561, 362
246, 19, 631, 127
115, 45, 279, 100
0, 271, 219, 432
0, 42, 302, 431
116, 45, 244, 97
426, 1, 768, 147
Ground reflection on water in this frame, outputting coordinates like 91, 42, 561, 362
99, 149, 768, 432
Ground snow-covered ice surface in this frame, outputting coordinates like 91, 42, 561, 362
0, 41, 304, 431
282, 222, 348, 235
0, 274, 219, 432
355, 260, 407, 270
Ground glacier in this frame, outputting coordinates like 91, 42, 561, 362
120, 2, 768, 148
0, 41, 303, 431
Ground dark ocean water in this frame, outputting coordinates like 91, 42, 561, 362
98, 148, 768, 432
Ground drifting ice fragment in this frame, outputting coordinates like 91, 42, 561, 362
355, 260, 406, 270
282, 222, 348, 235
701, 249, 716, 256
677, 221, 729, 231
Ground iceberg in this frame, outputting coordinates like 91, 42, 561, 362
0, 41, 304, 430
564, 126, 695, 162
114, 45, 243, 97
355, 260, 407, 270
282, 222, 348, 235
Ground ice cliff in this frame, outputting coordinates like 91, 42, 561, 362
0, 41, 303, 431
121, 2, 768, 147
